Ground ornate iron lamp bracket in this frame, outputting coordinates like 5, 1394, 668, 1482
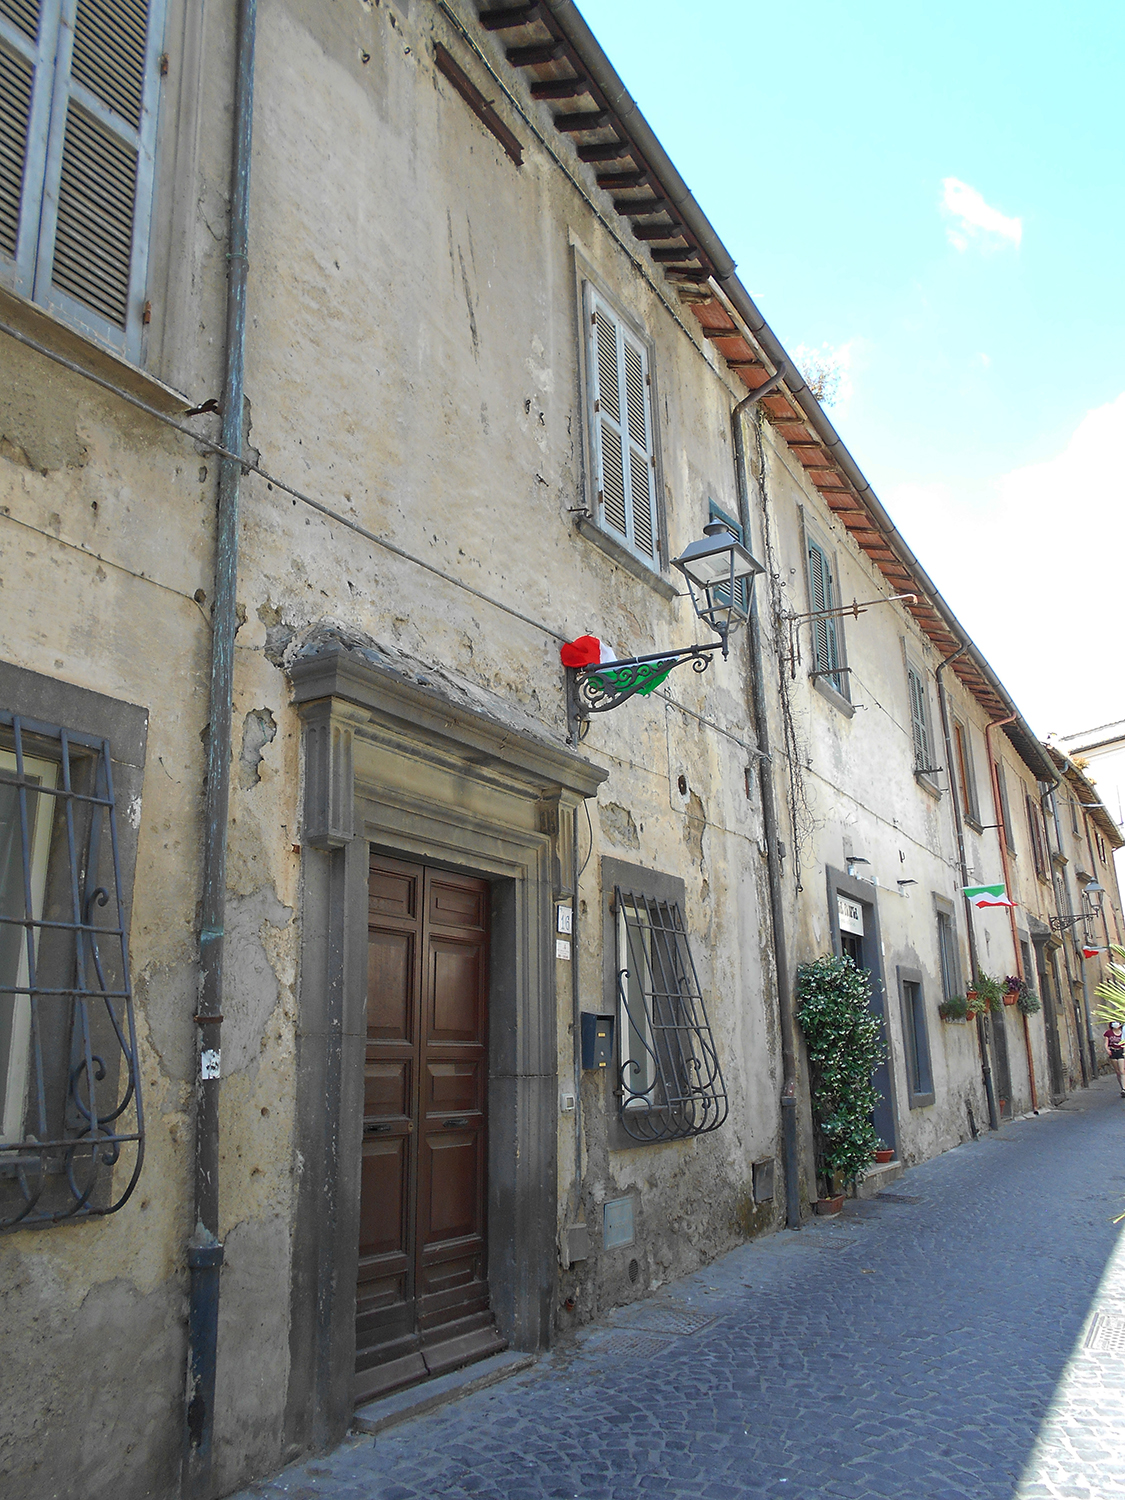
1050, 913, 1092, 932
568, 643, 717, 721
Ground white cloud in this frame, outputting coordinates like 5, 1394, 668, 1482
941, 177, 1022, 250
882, 393, 1125, 737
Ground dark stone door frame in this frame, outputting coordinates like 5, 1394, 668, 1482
282, 642, 605, 1455
825, 865, 899, 1157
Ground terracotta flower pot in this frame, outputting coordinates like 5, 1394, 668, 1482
874, 1148, 895, 1164
815, 1195, 845, 1216
1003, 993, 1018, 1005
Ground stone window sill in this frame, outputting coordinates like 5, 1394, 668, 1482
575, 516, 679, 602
915, 771, 943, 800
0, 283, 191, 418
812, 673, 854, 719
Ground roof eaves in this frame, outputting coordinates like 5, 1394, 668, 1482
494, 1, 1058, 782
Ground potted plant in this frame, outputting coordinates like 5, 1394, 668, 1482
1003, 975, 1022, 1005
874, 1144, 895, 1164
938, 994, 968, 1022
1016, 984, 1041, 1017
796, 954, 887, 1213
975, 973, 1005, 1014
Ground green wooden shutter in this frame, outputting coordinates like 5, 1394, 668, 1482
807, 538, 841, 687
709, 502, 748, 614
29, 0, 163, 356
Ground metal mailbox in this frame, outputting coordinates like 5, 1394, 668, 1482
580, 1012, 615, 1071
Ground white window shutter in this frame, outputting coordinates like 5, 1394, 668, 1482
31, 0, 164, 357
591, 301, 628, 540
621, 330, 657, 561
907, 667, 931, 768
0, 0, 59, 294
587, 288, 659, 564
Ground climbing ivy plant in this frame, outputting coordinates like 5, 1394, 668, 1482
796, 954, 887, 1190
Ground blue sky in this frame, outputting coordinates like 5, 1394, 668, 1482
576, 0, 1124, 739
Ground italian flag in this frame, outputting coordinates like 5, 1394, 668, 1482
963, 884, 1016, 909
560, 635, 675, 697
560, 635, 616, 668
1082, 947, 1106, 960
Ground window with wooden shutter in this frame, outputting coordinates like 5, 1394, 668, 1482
0, 0, 164, 359
906, 664, 936, 774
995, 759, 1016, 853
1038, 786, 1056, 876
806, 537, 845, 693
709, 500, 749, 616
953, 720, 981, 824
586, 287, 660, 566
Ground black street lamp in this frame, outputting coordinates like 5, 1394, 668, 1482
1050, 880, 1106, 932
567, 522, 765, 721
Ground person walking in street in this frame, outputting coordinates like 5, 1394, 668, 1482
1105, 1019, 1125, 1096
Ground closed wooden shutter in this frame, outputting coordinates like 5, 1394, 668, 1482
709, 503, 748, 614
587, 289, 659, 565
1, 0, 163, 357
807, 538, 841, 686
906, 666, 932, 770
0, 0, 54, 288
0, 40, 33, 257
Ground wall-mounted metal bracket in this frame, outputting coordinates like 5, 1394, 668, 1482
1050, 913, 1096, 932
567, 642, 718, 728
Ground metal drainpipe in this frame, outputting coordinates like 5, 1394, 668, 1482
1083, 801, 1113, 1072
731, 377, 800, 1230
985, 716, 1038, 1112
1047, 789, 1089, 1087
571, 807, 582, 1186
183, 2, 257, 1495
935, 647, 998, 1130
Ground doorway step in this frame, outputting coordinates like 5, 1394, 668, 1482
855, 1160, 905, 1199
353, 1349, 536, 1436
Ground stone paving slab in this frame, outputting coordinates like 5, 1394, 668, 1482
229, 1084, 1125, 1500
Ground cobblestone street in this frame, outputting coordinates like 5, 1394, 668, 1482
233, 1080, 1125, 1500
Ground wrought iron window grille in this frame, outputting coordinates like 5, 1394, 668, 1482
614, 887, 727, 1143
0, 713, 143, 1231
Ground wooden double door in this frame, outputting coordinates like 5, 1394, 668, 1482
356, 855, 505, 1403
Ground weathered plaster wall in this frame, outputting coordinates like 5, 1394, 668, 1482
231, 0, 782, 1345
754, 417, 1065, 1172
0, 1, 306, 1491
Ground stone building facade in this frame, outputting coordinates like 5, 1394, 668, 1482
1, 2, 1121, 1498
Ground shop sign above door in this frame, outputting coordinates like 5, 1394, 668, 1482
837, 895, 864, 936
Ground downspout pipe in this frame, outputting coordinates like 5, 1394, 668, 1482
732, 383, 800, 1231
935, 646, 998, 1131
183, 2, 257, 1495
985, 715, 1038, 1112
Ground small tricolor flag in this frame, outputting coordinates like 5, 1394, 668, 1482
560, 635, 616, 668
962, 884, 1016, 909
1082, 947, 1106, 960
